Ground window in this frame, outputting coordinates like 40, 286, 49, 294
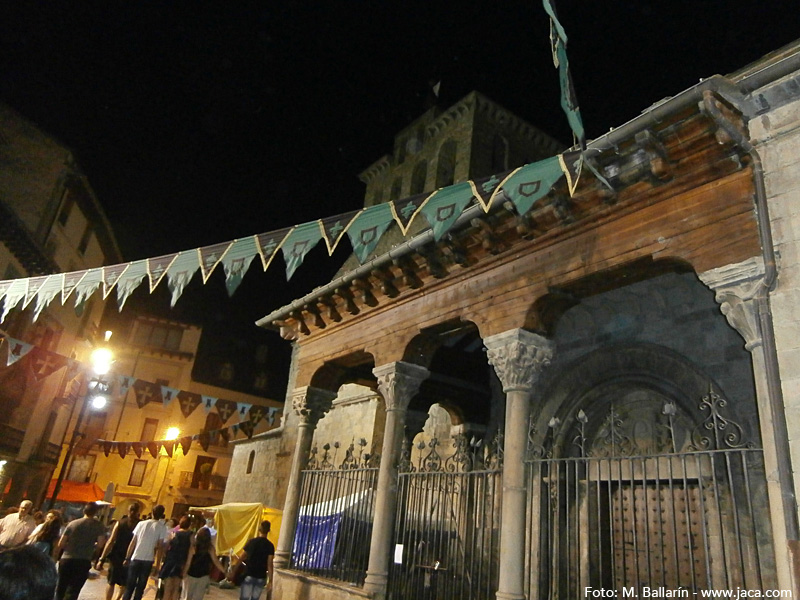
436, 140, 457, 188
77, 223, 93, 255
247, 451, 255, 475
390, 177, 403, 201
141, 418, 159, 442
410, 161, 428, 195
132, 322, 183, 351
129, 459, 147, 486
57, 190, 74, 226
254, 372, 268, 391
491, 134, 509, 172
220, 363, 234, 382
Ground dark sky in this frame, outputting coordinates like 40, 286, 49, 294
2, 1, 799, 326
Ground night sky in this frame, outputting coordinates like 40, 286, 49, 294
2, 1, 798, 327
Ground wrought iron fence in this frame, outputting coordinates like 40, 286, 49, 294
292, 439, 379, 585
525, 391, 777, 597
388, 433, 503, 600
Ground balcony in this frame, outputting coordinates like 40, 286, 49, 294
177, 471, 227, 491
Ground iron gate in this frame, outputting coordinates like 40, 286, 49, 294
388, 434, 503, 600
525, 391, 777, 597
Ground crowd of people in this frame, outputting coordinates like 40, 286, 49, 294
0, 500, 274, 600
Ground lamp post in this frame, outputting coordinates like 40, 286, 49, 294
47, 344, 114, 510
155, 427, 180, 506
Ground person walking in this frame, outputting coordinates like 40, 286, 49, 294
180, 527, 225, 600
231, 520, 274, 600
158, 515, 193, 600
0, 545, 58, 600
0, 500, 35, 549
26, 509, 62, 559
96, 503, 140, 600
122, 504, 168, 600
54, 502, 108, 600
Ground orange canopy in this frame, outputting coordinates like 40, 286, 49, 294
44, 480, 105, 503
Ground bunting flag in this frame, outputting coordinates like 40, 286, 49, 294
117, 375, 137, 398
543, 0, 585, 147
494, 158, 565, 216
4, 336, 33, 366
267, 407, 278, 425
281, 222, 322, 280
161, 386, 180, 408
116, 260, 148, 310
239, 420, 255, 438
117, 442, 128, 458
32, 274, 64, 322
420, 182, 475, 241
29, 348, 68, 382
73, 269, 102, 309
199, 431, 211, 452
235, 402, 253, 423
248, 405, 267, 427
559, 150, 584, 197
165, 251, 200, 307
0, 280, 13, 305
470, 172, 507, 212
61, 271, 86, 304
178, 392, 202, 419
1, 278, 28, 322
202, 395, 218, 413
131, 442, 144, 458
147, 254, 177, 293
215, 399, 237, 424
347, 203, 395, 264
219, 428, 230, 447
162, 441, 175, 458
103, 264, 130, 299
231, 424, 240, 438
102, 440, 114, 457
179, 436, 192, 455
147, 441, 160, 459
220, 238, 258, 297
23, 276, 49, 310
390, 191, 432, 235
198, 241, 231, 284
320, 212, 358, 255
132, 380, 162, 408
255, 228, 291, 271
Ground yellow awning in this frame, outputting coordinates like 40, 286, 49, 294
190, 502, 282, 555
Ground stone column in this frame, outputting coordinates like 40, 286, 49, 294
274, 386, 335, 569
485, 329, 554, 600
363, 362, 430, 598
699, 257, 794, 591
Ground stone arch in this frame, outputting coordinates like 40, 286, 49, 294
435, 139, 457, 188
307, 350, 376, 393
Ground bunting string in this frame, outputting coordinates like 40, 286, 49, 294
0, 152, 588, 323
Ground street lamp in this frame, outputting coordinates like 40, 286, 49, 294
47, 344, 114, 510
156, 427, 181, 505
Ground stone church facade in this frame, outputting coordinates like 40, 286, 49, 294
224, 41, 800, 599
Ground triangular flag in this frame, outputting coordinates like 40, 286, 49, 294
202, 395, 218, 414
29, 348, 68, 382
198, 241, 232, 284
165, 251, 200, 307
23, 276, 49, 310
103, 264, 130, 299
131, 442, 144, 458
32, 274, 64, 322
390, 191, 433, 235
470, 171, 510, 212
4, 336, 34, 366
198, 431, 211, 452
179, 437, 192, 456
346, 204, 395, 264
73, 268, 102, 309
559, 150, 583, 197
147, 254, 177, 293
320, 211, 358, 255
239, 421, 255, 438
219, 428, 230, 448
236, 402, 253, 422
267, 407, 278, 426
281, 222, 323, 280
161, 386, 180, 408
255, 228, 291, 271
147, 441, 160, 459
0, 280, 13, 305
248, 405, 267, 426
117, 442, 129, 458
215, 399, 237, 424
101, 441, 114, 457
420, 182, 475, 241
116, 260, 147, 310
492, 157, 564, 216
219, 237, 258, 297
1, 279, 29, 323
132, 380, 162, 408
231, 424, 240, 438
162, 441, 175, 458
61, 271, 86, 304
117, 375, 137, 398
177, 391, 202, 418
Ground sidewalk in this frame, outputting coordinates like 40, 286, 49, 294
76, 568, 241, 600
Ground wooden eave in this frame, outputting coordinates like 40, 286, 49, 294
265, 95, 754, 342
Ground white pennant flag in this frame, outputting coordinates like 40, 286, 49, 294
4, 336, 34, 366
202, 395, 218, 413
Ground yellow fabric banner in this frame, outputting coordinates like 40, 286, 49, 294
190, 502, 282, 555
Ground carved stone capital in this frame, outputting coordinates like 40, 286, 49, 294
373, 362, 430, 412
698, 257, 766, 351
484, 329, 554, 393
291, 386, 336, 427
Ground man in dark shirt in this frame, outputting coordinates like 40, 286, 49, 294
235, 520, 274, 600
55, 502, 108, 600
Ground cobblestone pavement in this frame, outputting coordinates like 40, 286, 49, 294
75, 569, 241, 600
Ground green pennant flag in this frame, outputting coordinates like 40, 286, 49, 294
419, 182, 475, 241
165, 250, 200, 307
116, 260, 147, 310
281, 222, 323, 280
220, 237, 258, 297
493, 157, 564, 216
347, 204, 395, 264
